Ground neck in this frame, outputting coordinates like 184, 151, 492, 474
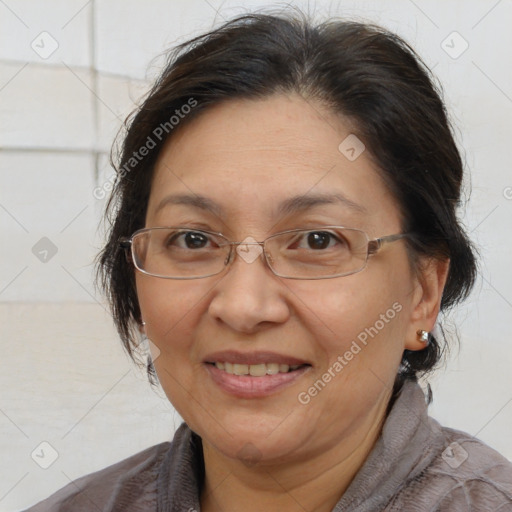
200, 390, 391, 512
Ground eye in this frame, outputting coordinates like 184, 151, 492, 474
166, 230, 214, 250
295, 230, 345, 250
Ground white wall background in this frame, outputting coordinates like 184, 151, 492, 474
1, 1, 511, 510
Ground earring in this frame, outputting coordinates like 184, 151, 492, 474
417, 329, 429, 345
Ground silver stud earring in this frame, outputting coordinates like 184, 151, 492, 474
417, 329, 429, 344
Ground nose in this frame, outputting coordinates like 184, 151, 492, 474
207, 243, 290, 334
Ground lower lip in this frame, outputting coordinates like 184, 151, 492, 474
204, 364, 310, 398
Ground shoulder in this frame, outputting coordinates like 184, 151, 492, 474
395, 423, 512, 510
23, 441, 171, 512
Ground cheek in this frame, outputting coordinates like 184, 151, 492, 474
293, 268, 410, 372
135, 276, 206, 357
135, 276, 210, 417
301, 272, 405, 329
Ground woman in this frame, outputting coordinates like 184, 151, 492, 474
26, 9, 512, 512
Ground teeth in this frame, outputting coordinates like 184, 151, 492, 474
266, 363, 279, 375
249, 364, 267, 377
233, 364, 249, 375
213, 362, 303, 376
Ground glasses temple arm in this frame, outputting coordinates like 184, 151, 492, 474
367, 233, 409, 255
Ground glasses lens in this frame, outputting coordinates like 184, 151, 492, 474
132, 228, 228, 278
266, 227, 369, 278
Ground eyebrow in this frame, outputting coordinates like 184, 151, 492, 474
154, 192, 367, 218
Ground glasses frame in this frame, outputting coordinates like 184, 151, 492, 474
119, 226, 410, 280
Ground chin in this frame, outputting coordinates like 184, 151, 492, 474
189, 409, 313, 466
217, 432, 305, 467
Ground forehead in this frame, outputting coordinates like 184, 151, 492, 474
147, 94, 399, 230
154, 94, 352, 179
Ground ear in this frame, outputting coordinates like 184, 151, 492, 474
405, 257, 450, 351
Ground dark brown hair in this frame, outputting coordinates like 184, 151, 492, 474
96, 9, 477, 393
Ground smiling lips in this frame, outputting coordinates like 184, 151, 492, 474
204, 351, 311, 397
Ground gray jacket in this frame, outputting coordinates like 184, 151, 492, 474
25, 381, 512, 511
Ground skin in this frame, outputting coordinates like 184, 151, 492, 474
135, 93, 449, 512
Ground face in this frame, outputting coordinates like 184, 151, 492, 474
136, 94, 424, 466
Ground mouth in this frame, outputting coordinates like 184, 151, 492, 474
203, 351, 312, 398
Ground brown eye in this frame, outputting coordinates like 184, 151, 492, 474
167, 231, 211, 249
293, 231, 346, 250
306, 232, 333, 250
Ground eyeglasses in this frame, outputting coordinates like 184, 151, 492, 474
119, 226, 409, 280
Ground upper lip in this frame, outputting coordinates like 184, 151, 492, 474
203, 350, 310, 366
